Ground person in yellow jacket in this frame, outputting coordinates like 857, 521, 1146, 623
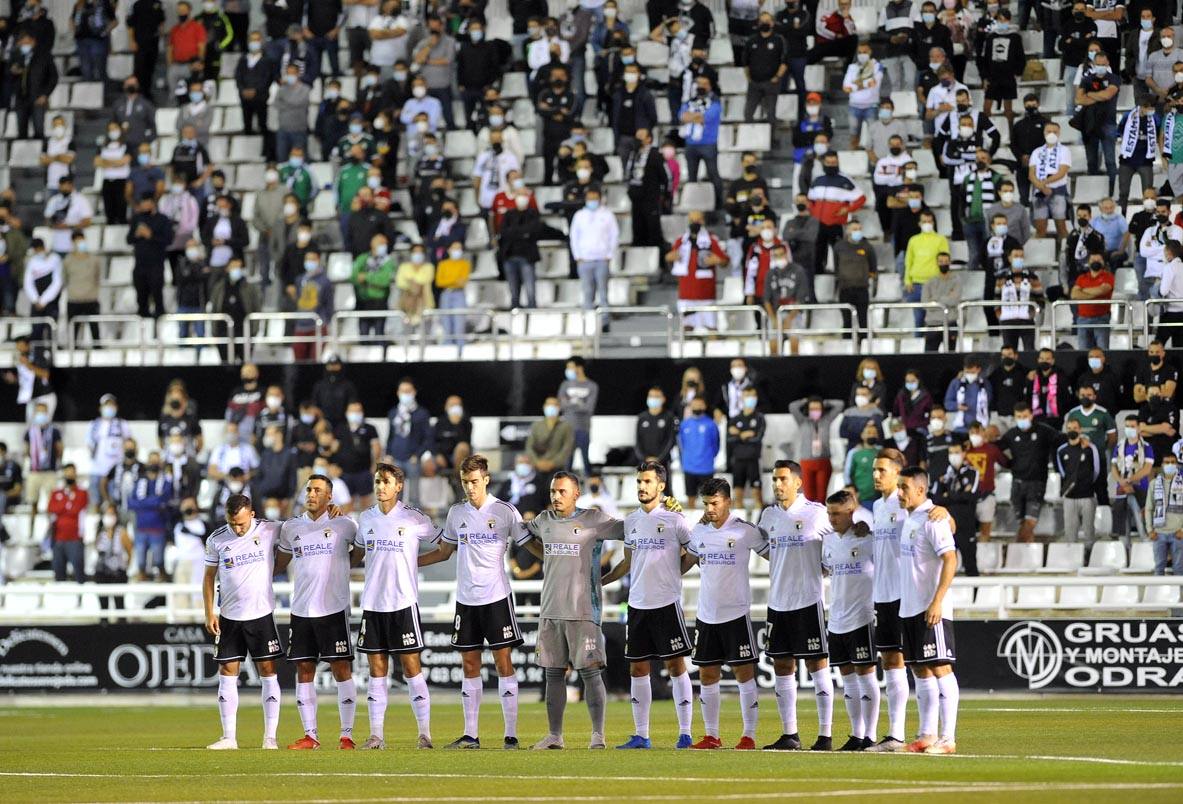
434, 242, 472, 347
904, 209, 950, 336
396, 244, 435, 326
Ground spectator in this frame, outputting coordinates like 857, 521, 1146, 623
254, 386, 289, 442
1071, 254, 1116, 349
743, 219, 786, 305
1075, 51, 1120, 197
22, 239, 63, 344
1028, 121, 1072, 239
570, 188, 619, 325
209, 258, 263, 359
434, 242, 471, 346
841, 41, 884, 150
990, 345, 1028, 429
887, 417, 926, 467
40, 116, 76, 194
45, 175, 94, 257
426, 199, 466, 265
870, 134, 910, 233
715, 358, 758, 423
427, 395, 472, 485
251, 169, 288, 285
86, 394, 130, 506
678, 396, 719, 509
786, 396, 839, 502
743, 12, 786, 122
1067, 383, 1118, 453
1056, 418, 1102, 545
0, 442, 22, 519
93, 123, 132, 224
396, 243, 435, 325
254, 424, 298, 515
500, 189, 543, 308
196, 0, 233, 80
997, 248, 1044, 351
536, 65, 577, 184
877, 0, 915, 94
63, 232, 102, 344
1145, 454, 1183, 575
808, 151, 866, 271
679, 73, 723, 208
791, 92, 833, 167
413, 14, 458, 128
625, 128, 668, 249
965, 421, 1006, 543
367, 1, 412, 78
48, 464, 88, 582
635, 386, 678, 465
558, 358, 599, 474
1061, 204, 1107, 293
1158, 239, 1183, 346
161, 430, 201, 503
23, 401, 62, 525
762, 242, 812, 355
979, 8, 1024, 127
280, 146, 317, 211
1139, 198, 1182, 302
930, 440, 980, 574
844, 419, 881, 510
170, 124, 213, 204
159, 177, 200, 273
72, 0, 116, 80
983, 179, 1032, 245
1140, 383, 1180, 464
893, 370, 935, 433
179, 80, 215, 144
1076, 347, 1122, 415
1001, 402, 1062, 543
174, 239, 209, 339
310, 355, 358, 429
726, 386, 765, 509
209, 421, 261, 486
171, 498, 209, 604
526, 395, 575, 489
577, 470, 621, 519
944, 355, 993, 435
126, 194, 174, 319
477, 106, 525, 167
502, 454, 547, 518
351, 233, 396, 339
1030, 348, 1073, 430
921, 251, 959, 351
962, 149, 1003, 275
1091, 197, 1129, 267
811, 0, 857, 63
126, 456, 173, 581
1113, 412, 1154, 543
292, 249, 332, 362
236, 31, 276, 155
10, 30, 58, 139
473, 130, 521, 217
839, 389, 885, 454
667, 211, 726, 332
1118, 96, 1160, 212
904, 210, 948, 334
457, 16, 504, 123
848, 358, 887, 411
225, 364, 264, 429
386, 380, 434, 504
273, 61, 311, 162
158, 380, 203, 453
93, 502, 131, 615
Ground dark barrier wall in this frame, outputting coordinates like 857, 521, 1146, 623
4, 619, 1180, 693
12, 351, 1157, 423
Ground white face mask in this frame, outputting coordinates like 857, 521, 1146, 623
856, 52, 870, 64
227, 480, 244, 493
1045, 132, 1059, 146
284, 202, 298, 217
920, 222, 934, 233
266, 395, 282, 410
730, 367, 746, 381
928, 418, 945, 434
959, 125, 974, 138
412, 85, 427, 98
969, 433, 984, 448
168, 442, 185, 457
576, 168, 592, 181
264, 506, 282, 520
1000, 191, 1015, 204
1164, 37, 1175, 49
264, 170, 278, 184
948, 453, 964, 469
805, 104, 820, 116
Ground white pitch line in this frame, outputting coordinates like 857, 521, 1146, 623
969, 707, 1183, 714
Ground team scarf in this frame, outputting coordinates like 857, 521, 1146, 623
954, 378, 990, 430
673, 228, 715, 278
1149, 471, 1183, 528
1031, 370, 1059, 420
1166, 110, 1179, 157
1034, 144, 1062, 181
1121, 108, 1156, 160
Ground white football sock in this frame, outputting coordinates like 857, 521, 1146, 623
461, 676, 482, 738
860, 672, 881, 742
261, 675, 281, 741
671, 672, 693, 736
217, 674, 238, 741
699, 681, 720, 738
842, 674, 861, 738
884, 667, 908, 741
367, 675, 388, 740
915, 675, 939, 738
811, 669, 834, 738
738, 678, 759, 739
406, 673, 431, 738
336, 679, 356, 739
296, 681, 317, 740
498, 675, 519, 739
630, 675, 652, 739
775, 672, 798, 734
936, 673, 959, 741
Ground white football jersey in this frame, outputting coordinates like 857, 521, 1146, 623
898, 498, 956, 619
687, 514, 768, 625
204, 518, 281, 621
822, 528, 875, 634
758, 496, 830, 613
871, 493, 905, 603
442, 495, 522, 607
278, 511, 358, 618
622, 507, 692, 610
356, 501, 440, 613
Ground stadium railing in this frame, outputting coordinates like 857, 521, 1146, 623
242, 312, 324, 363
4, 576, 1179, 626
956, 300, 1044, 346
867, 302, 952, 351
590, 306, 675, 355
1048, 299, 1136, 348
776, 303, 860, 350
1144, 299, 1183, 344
677, 305, 769, 352
155, 313, 238, 361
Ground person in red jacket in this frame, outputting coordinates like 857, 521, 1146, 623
807, 151, 867, 274
667, 210, 728, 331
810, 0, 857, 64
743, 219, 789, 303
964, 421, 1008, 543
47, 463, 89, 582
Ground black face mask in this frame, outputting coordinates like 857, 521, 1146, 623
759, 22, 772, 32
177, 13, 188, 21
889, 146, 903, 156
695, 87, 708, 97
689, 222, 701, 235
938, 263, 950, 273
1089, 262, 1103, 272
796, 203, 807, 212
65, 477, 77, 486
1077, 218, 1090, 228
957, 103, 970, 113
1067, 431, 1081, 441
691, 57, 704, 67
1001, 356, 1016, 367
491, 143, 503, 154
125, 449, 137, 460
1151, 355, 1164, 366
823, 164, 839, 176
1025, 105, 1039, 115
1039, 362, 1054, 372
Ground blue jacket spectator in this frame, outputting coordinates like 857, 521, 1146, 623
943, 369, 994, 434
386, 400, 434, 462
678, 92, 722, 146
678, 409, 720, 475
126, 472, 174, 532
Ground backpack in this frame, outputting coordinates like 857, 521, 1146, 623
1022, 58, 1048, 83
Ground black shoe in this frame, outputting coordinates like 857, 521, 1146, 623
762, 733, 802, 751
503, 737, 520, 750
861, 737, 874, 750
810, 736, 833, 751
445, 735, 480, 749
838, 736, 864, 751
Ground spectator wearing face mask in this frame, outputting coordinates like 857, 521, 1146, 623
171, 497, 209, 607
236, 32, 276, 156
1139, 383, 1180, 466
791, 92, 833, 167
667, 211, 727, 331
1145, 454, 1183, 574
963, 421, 1006, 543
841, 42, 884, 150
677, 399, 719, 509
499, 189, 543, 308
807, 152, 866, 271
158, 175, 200, 275
126, 455, 173, 580
1071, 254, 1116, 349
929, 441, 980, 574
1056, 419, 1103, 544
782, 193, 820, 281
762, 243, 813, 356
678, 75, 723, 208
435, 243, 472, 346
743, 220, 787, 306
412, 14, 458, 128
536, 67, 577, 184
255, 425, 298, 515
200, 194, 248, 277
944, 357, 993, 435
209, 258, 262, 360
727, 387, 766, 509
834, 220, 876, 334
983, 180, 1032, 246
893, 370, 935, 433
921, 252, 960, 351
63, 231, 102, 344
396, 245, 435, 325
94, 123, 132, 224
844, 420, 882, 509
839, 391, 885, 455
93, 502, 131, 616
274, 62, 312, 162
128, 194, 176, 319
569, 189, 619, 325
310, 355, 358, 429
635, 386, 678, 466
23, 401, 62, 529
170, 124, 213, 204
788, 396, 842, 502
457, 18, 504, 125
48, 465, 88, 582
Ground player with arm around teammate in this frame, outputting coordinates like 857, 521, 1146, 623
601, 460, 699, 749
274, 474, 362, 750
354, 462, 442, 750
418, 454, 527, 750
202, 494, 284, 750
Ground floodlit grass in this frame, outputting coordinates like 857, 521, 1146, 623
2, 696, 1183, 802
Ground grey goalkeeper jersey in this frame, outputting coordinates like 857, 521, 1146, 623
523, 508, 624, 624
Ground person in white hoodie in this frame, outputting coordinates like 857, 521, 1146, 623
569, 188, 620, 326
1139, 198, 1183, 301
1156, 238, 1183, 345
842, 42, 885, 149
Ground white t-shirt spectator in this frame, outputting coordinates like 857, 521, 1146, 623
1029, 143, 1072, 189
471, 148, 521, 210
368, 13, 412, 66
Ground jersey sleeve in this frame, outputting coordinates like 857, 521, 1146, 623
276, 521, 293, 554
821, 534, 835, 572
441, 506, 460, 545
750, 523, 771, 557
593, 510, 624, 542
204, 533, 219, 566
416, 510, 442, 544
674, 514, 693, 547
928, 520, 956, 557
515, 515, 540, 546
352, 519, 366, 550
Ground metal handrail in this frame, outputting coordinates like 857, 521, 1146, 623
775, 303, 859, 349
678, 304, 769, 354
0, 316, 58, 360
67, 314, 144, 352
155, 313, 236, 360
957, 300, 1044, 340
329, 310, 412, 355
243, 312, 324, 362
1143, 299, 1183, 344
590, 305, 674, 356
502, 306, 587, 360
418, 307, 501, 360
1049, 299, 1135, 346
867, 302, 950, 349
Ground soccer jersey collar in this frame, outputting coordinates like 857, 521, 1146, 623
779, 494, 807, 513
466, 494, 497, 514
908, 498, 935, 516
302, 509, 331, 524
377, 500, 406, 517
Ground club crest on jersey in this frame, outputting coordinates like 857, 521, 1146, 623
795, 521, 803, 531
488, 519, 496, 529
398, 527, 406, 537
572, 527, 581, 536
851, 547, 859, 559
323, 529, 331, 539
656, 525, 665, 533
727, 537, 736, 549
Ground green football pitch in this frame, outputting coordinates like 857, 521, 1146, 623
2, 696, 1182, 802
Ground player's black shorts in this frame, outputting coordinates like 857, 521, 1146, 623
827, 622, 876, 666
765, 602, 828, 658
452, 596, 524, 650
901, 613, 956, 665
692, 614, 757, 667
287, 609, 354, 662
215, 613, 283, 663
357, 605, 426, 655
625, 602, 693, 661
874, 599, 903, 652
728, 457, 762, 490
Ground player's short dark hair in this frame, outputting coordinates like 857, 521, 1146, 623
375, 462, 405, 482
699, 476, 731, 499
1013, 401, 1032, 414
551, 470, 581, 490
826, 489, 855, 507
875, 447, 905, 468
225, 494, 252, 518
899, 466, 929, 489
637, 460, 668, 484
306, 473, 333, 491
773, 459, 802, 476
459, 454, 489, 477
